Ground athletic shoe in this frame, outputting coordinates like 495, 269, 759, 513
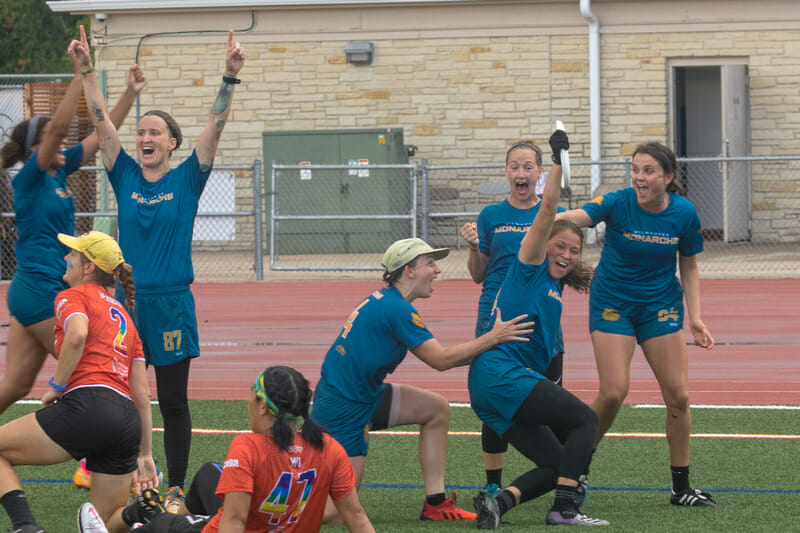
670, 488, 717, 507
126, 488, 166, 524
575, 475, 588, 507
419, 492, 477, 521
73, 459, 92, 490
77, 502, 108, 533
11, 525, 45, 533
484, 483, 503, 498
473, 490, 501, 529
545, 508, 609, 526
164, 486, 185, 514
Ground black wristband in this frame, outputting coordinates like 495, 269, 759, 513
222, 75, 241, 85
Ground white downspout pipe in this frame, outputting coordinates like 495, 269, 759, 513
580, 0, 601, 195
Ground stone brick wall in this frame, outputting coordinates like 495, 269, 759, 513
92, 6, 800, 243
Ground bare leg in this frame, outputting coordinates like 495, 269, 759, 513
589, 332, 637, 448
0, 413, 72, 495
0, 318, 55, 415
640, 332, 691, 466
391, 384, 450, 495
92, 471, 135, 533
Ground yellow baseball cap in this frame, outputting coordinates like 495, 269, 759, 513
57, 231, 124, 274
381, 237, 449, 273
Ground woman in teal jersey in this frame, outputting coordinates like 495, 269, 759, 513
470, 128, 605, 528
70, 25, 246, 511
557, 142, 715, 507
461, 141, 568, 495
0, 60, 144, 417
312, 237, 534, 524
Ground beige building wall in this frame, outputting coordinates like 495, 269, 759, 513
57, 0, 800, 242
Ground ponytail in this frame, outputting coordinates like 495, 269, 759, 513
115, 263, 136, 320
1, 117, 50, 169
258, 366, 325, 451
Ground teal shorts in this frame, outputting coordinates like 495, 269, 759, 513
7, 270, 67, 326
589, 288, 684, 343
131, 286, 199, 367
311, 378, 385, 457
468, 350, 545, 437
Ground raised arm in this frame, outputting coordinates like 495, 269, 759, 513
69, 25, 121, 169
35, 71, 82, 172
518, 129, 567, 265
79, 63, 147, 166
411, 309, 534, 370
195, 30, 246, 171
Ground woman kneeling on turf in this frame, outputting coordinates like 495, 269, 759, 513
312, 237, 534, 523
0, 231, 157, 533
470, 127, 607, 528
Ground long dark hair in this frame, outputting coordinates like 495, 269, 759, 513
259, 366, 324, 451
1, 117, 51, 168
550, 220, 592, 293
632, 142, 684, 196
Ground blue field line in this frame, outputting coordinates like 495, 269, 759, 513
19, 478, 800, 495
361, 483, 800, 495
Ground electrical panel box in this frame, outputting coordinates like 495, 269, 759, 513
262, 128, 412, 254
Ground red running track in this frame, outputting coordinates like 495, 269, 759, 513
2, 279, 799, 404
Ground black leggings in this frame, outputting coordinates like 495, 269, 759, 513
185, 462, 223, 516
501, 379, 597, 504
155, 358, 192, 488
482, 352, 566, 454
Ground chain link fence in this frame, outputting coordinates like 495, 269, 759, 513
421, 157, 800, 279
3, 75, 799, 280
268, 163, 417, 272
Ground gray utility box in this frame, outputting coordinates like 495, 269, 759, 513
263, 128, 412, 254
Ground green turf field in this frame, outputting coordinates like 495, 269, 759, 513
0, 400, 796, 531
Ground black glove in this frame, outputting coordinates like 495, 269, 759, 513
549, 130, 569, 165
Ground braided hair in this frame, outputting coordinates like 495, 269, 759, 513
80, 255, 137, 320
256, 366, 324, 451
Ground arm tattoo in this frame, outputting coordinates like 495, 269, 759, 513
92, 104, 105, 123
211, 83, 233, 115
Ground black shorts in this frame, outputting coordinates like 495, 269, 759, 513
36, 386, 141, 475
137, 513, 210, 533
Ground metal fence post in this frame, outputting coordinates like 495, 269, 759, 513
624, 158, 631, 188
253, 159, 264, 280
269, 161, 277, 271
420, 158, 429, 241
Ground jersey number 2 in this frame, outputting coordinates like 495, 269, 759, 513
109, 307, 129, 357
259, 469, 317, 525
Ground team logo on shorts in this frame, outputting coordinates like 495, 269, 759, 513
602, 308, 620, 321
411, 312, 425, 329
